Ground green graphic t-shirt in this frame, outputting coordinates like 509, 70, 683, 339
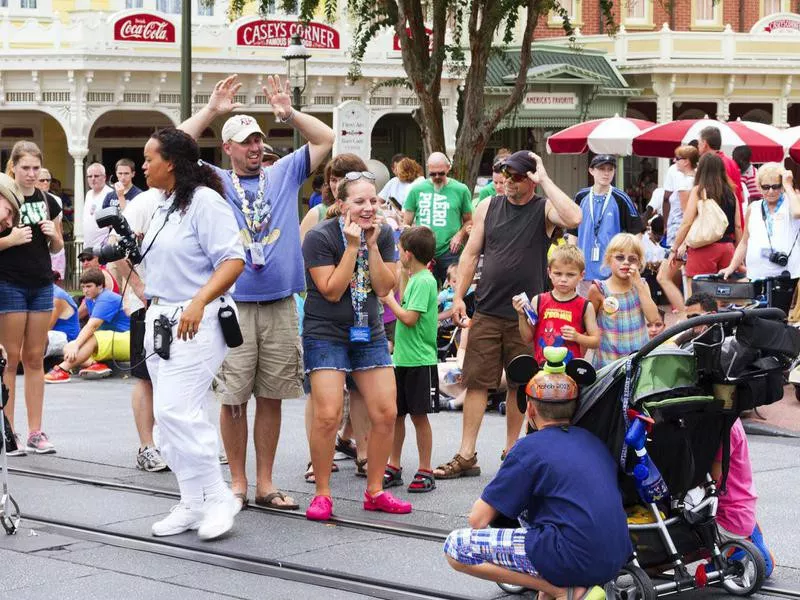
393, 269, 439, 367
404, 179, 472, 257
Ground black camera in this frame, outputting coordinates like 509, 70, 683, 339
769, 251, 789, 267
93, 206, 143, 265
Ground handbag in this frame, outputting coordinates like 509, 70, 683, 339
686, 190, 729, 249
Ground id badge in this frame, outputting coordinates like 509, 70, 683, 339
250, 242, 266, 266
591, 243, 601, 262
350, 311, 371, 343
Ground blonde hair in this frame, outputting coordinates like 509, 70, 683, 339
756, 162, 784, 187
604, 233, 645, 267
5, 140, 43, 177
548, 244, 585, 271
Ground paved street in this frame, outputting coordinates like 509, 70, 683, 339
1, 375, 799, 599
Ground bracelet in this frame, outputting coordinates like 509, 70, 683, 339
278, 108, 296, 124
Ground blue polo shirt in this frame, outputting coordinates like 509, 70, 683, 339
572, 187, 644, 281
86, 289, 130, 332
210, 146, 310, 302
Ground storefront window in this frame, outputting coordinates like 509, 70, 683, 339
762, 0, 785, 15
692, 0, 722, 28
623, 0, 652, 27
265, 0, 298, 13
125, 0, 144, 7
157, 0, 181, 14
197, 0, 213, 15
20, 0, 37, 8
0, 0, 8, 7
548, 0, 582, 26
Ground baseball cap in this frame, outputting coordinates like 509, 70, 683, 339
500, 151, 536, 174
262, 144, 281, 161
221, 115, 266, 144
78, 250, 95, 261
0, 173, 22, 213
589, 154, 617, 168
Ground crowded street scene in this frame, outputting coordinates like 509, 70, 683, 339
2, 1, 800, 599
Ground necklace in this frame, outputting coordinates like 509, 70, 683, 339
338, 217, 371, 313
231, 169, 271, 236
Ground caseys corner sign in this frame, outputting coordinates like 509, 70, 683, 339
751, 13, 800, 35
113, 13, 175, 43
237, 20, 340, 49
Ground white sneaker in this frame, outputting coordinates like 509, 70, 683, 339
151, 503, 202, 537
197, 492, 236, 541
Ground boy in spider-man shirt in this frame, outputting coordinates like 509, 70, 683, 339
512, 245, 600, 365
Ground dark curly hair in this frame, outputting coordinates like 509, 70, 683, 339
150, 128, 223, 211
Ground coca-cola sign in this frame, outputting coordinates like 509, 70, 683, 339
236, 20, 340, 50
114, 13, 175, 43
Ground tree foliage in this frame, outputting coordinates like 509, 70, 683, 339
230, 0, 616, 190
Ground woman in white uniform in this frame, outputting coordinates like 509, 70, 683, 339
140, 128, 245, 540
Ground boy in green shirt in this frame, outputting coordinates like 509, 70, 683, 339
381, 226, 440, 493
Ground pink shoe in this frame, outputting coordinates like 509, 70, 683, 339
363, 490, 412, 514
306, 495, 333, 521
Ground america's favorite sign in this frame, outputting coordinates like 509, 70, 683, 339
114, 13, 175, 43
236, 20, 340, 49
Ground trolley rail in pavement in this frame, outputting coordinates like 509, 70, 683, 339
8, 465, 450, 542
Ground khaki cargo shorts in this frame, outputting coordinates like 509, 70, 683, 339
461, 311, 528, 390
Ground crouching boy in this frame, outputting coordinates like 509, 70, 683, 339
444, 367, 632, 598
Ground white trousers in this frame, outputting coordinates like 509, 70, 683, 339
144, 298, 230, 489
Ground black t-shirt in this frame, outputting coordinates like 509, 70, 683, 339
0, 189, 62, 287
102, 184, 143, 209
302, 218, 396, 342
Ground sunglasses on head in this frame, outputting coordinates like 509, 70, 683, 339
429, 171, 447, 177
760, 183, 782, 191
501, 168, 527, 183
613, 254, 640, 265
343, 171, 376, 182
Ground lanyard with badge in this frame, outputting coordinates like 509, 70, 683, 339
338, 217, 371, 343
231, 170, 271, 267
588, 188, 612, 262
761, 195, 800, 261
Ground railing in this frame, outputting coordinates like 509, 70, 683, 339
63, 240, 83, 292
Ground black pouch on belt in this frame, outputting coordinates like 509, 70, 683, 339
219, 303, 243, 348
153, 314, 173, 360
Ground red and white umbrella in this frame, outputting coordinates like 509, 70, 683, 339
632, 118, 784, 163
788, 137, 800, 163
546, 114, 656, 156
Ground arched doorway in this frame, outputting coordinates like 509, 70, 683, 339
370, 113, 423, 168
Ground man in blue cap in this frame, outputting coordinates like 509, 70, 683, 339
571, 155, 644, 295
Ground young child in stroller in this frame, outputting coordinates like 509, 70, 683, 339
444, 348, 631, 599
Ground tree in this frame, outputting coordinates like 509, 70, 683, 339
230, 0, 616, 191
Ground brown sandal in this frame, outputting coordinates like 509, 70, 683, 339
433, 453, 481, 479
354, 457, 368, 477
304, 461, 339, 484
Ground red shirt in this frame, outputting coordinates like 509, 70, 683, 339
718, 151, 744, 227
532, 292, 588, 365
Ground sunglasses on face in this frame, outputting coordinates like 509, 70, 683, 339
87, 175, 103, 178
501, 168, 527, 183
38, 178, 51, 182
760, 183, 782, 191
429, 171, 447, 177
613, 254, 640, 265
343, 171, 376, 182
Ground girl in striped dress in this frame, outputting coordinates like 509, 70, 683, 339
589, 233, 660, 369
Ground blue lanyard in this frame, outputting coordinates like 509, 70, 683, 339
761, 195, 784, 241
338, 217, 370, 314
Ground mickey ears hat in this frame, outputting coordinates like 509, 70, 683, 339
0, 173, 22, 212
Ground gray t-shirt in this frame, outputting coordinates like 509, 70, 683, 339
302, 218, 396, 342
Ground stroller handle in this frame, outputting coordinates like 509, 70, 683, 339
629, 307, 786, 369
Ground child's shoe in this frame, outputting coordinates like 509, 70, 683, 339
363, 490, 412, 514
749, 522, 775, 578
306, 495, 333, 521
383, 464, 403, 488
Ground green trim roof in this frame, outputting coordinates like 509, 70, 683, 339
487, 44, 630, 90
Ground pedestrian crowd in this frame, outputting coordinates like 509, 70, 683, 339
0, 74, 783, 593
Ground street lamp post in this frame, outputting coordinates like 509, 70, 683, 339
282, 34, 311, 152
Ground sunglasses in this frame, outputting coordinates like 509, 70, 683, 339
613, 254, 640, 265
429, 171, 447, 177
501, 168, 527, 183
760, 184, 782, 191
343, 171, 376, 182
87, 174, 104, 178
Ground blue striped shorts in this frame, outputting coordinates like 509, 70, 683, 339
444, 527, 538, 576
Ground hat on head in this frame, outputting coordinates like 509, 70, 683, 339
589, 154, 617, 168
221, 115, 266, 144
500, 151, 536, 174
0, 173, 22, 213
78, 250, 95, 261
262, 143, 281, 161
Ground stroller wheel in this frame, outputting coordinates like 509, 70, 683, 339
604, 565, 656, 600
718, 539, 766, 596
496, 582, 527, 594
499, 401, 507, 416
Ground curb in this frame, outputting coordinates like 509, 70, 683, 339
742, 419, 800, 439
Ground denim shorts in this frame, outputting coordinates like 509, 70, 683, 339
303, 335, 393, 375
0, 281, 54, 314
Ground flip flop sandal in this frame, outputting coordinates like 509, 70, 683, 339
407, 470, 436, 493
383, 464, 403, 488
304, 461, 339, 484
354, 457, 368, 477
254, 491, 300, 511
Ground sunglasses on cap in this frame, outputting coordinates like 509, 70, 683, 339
760, 183, 782, 191
343, 171, 376, 182
501, 168, 527, 183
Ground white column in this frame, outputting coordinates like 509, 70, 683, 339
443, 84, 460, 158
70, 149, 88, 243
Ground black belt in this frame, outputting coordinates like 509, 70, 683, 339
245, 297, 289, 306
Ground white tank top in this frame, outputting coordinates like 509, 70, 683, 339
745, 198, 800, 279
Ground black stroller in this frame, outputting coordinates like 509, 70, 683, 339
497, 307, 798, 598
